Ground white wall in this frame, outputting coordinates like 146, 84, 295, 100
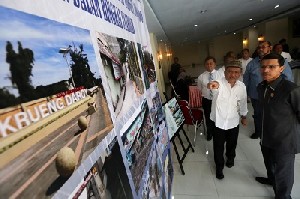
211, 33, 243, 64
172, 42, 209, 78
265, 18, 289, 45
149, 33, 166, 101
248, 28, 259, 54
169, 33, 244, 78
259, 17, 300, 53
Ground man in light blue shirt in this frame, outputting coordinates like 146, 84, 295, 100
243, 41, 293, 139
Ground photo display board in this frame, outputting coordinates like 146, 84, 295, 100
164, 98, 184, 138
0, 1, 173, 198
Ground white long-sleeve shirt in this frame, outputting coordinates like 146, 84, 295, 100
281, 52, 292, 62
197, 69, 223, 100
210, 77, 248, 130
238, 58, 252, 81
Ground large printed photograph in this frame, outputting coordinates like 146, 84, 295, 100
121, 100, 155, 193
0, 6, 113, 198
137, 43, 156, 90
146, 86, 168, 157
95, 32, 145, 119
71, 138, 133, 199
141, 146, 163, 199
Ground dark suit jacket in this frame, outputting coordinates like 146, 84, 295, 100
258, 77, 300, 154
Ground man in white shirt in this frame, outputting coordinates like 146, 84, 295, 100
273, 43, 292, 62
238, 49, 252, 81
207, 60, 248, 180
197, 56, 223, 141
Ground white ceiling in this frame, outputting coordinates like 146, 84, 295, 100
143, 0, 300, 45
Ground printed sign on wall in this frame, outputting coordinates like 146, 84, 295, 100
0, 1, 173, 198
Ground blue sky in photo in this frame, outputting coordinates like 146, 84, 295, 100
0, 6, 100, 96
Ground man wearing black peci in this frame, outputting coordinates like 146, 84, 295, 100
255, 53, 300, 199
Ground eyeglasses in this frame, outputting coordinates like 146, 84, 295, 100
258, 46, 270, 49
260, 65, 280, 69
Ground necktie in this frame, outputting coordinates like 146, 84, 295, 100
209, 72, 213, 99
264, 85, 272, 103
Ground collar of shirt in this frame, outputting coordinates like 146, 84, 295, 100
262, 76, 282, 91
206, 69, 216, 74
223, 77, 241, 88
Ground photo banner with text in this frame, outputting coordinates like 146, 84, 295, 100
0, 0, 173, 199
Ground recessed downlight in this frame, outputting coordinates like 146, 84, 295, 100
275, 4, 279, 8
249, 18, 253, 21
194, 24, 198, 27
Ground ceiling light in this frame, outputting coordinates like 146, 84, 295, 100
160, 39, 162, 41
249, 18, 253, 21
275, 4, 279, 9
224, 30, 227, 33
194, 24, 198, 27
234, 32, 236, 35
253, 25, 256, 28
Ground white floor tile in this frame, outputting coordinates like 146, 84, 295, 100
213, 161, 274, 197
238, 140, 263, 161
172, 195, 219, 199
172, 162, 218, 196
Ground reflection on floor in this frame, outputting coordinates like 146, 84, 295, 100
171, 105, 300, 199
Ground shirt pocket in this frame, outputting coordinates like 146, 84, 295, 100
216, 91, 236, 118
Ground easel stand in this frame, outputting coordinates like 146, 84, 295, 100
171, 124, 194, 175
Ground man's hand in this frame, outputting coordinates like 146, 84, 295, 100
241, 118, 247, 126
207, 81, 219, 89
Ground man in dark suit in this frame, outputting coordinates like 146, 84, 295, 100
255, 53, 300, 199
168, 57, 181, 97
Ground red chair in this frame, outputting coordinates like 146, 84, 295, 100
188, 85, 202, 109
178, 100, 206, 146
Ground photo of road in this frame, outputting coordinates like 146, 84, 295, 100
122, 101, 155, 193
95, 32, 145, 121
0, 88, 113, 198
0, 1, 172, 199
72, 141, 133, 199
0, 7, 116, 198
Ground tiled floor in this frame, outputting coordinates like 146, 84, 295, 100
171, 105, 300, 199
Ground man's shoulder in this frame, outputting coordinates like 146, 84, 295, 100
171, 63, 181, 67
257, 80, 266, 89
281, 79, 298, 89
249, 57, 259, 64
236, 80, 246, 87
198, 71, 208, 80
200, 70, 209, 75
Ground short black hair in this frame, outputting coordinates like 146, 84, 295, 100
279, 38, 286, 44
261, 41, 272, 47
204, 56, 216, 63
273, 43, 282, 49
242, 48, 249, 53
261, 53, 285, 66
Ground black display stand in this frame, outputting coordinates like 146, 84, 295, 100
164, 98, 195, 175
170, 124, 194, 175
